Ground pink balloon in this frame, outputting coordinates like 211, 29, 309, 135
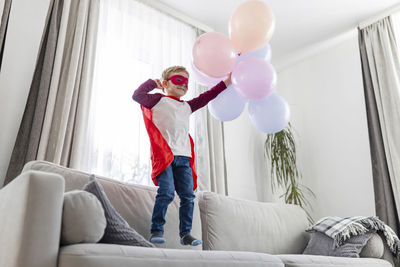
229, 0, 275, 53
232, 58, 277, 100
193, 32, 236, 78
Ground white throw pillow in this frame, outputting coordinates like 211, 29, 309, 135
61, 190, 106, 245
360, 232, 385, 258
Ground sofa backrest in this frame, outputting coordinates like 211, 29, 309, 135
198, 191, 310, 254
22, 160, 202, 250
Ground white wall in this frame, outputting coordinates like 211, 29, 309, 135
222, 29, 376, 220
275, 30, 376, 220
0, 0, 50, 187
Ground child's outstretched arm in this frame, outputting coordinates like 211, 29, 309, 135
187, 73, 232, 113
132, 79, 163, 109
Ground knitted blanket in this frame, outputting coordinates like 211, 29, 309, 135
306, 216, 400, 258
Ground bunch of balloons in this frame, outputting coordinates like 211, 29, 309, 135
191, 0, 290, 134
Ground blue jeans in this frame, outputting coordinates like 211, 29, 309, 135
151, 156, 195, 237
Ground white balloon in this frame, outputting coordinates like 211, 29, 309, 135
237, 43, 272, 63
248, 93, 290, 133
190, 60, 227, 87
208, 85, 247, 121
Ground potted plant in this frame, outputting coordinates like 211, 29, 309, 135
264, 122, 315, 223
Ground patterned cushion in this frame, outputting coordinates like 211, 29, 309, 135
303, 231, 373, 258
83, 175, 154, 247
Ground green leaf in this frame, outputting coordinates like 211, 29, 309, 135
264, 123, 315, 224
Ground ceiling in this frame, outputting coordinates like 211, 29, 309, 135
155, 0, 400, 69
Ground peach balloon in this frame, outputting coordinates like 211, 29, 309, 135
192, 32, 236, 78
229, 0, 275, 53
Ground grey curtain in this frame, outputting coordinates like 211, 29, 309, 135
193, 84, 229, 195
4, 0, 61, 185
4, 0, 99, 185
206, 107, 229, 195
193, 29, 229, 195
358, 16, 400, 235
192, 29, 229, 195
0, 0, 12, 70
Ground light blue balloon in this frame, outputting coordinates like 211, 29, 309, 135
208, 85, 247, 121
248, 93, 290, 134
237, 43, 272, 63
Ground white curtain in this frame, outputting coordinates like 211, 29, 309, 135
360, 15, 400, 233
392, 12, 400, 52
79, 0, 200, 186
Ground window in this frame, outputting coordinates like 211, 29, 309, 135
82, 0, 198, 185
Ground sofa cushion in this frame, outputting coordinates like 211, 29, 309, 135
22, 160, 202, 250
61, 190, 106, 245
198, 191, 309, 254
276, 254, 392, 267
58, 244, 284, 267
83, 175, 154, 247
303, 231, 373, 258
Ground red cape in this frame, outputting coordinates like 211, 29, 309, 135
141, 106, 197, 190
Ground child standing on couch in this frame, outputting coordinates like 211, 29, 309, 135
132, 66, 231, 246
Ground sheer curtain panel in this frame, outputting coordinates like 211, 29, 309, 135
80, 0, 198, 186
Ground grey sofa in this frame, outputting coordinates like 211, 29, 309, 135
0, 160, 394, 267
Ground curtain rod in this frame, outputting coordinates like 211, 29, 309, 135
136, 0, 214, 32
359, 4, 400, 29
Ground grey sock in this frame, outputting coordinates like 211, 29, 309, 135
180, 234, 202, 246
150, 233, 166, 244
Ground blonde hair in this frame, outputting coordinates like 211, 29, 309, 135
161, 66, 189, 81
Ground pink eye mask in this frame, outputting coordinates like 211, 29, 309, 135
167, 75, 188, 87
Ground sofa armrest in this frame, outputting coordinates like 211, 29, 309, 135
380, 234, 397, 267
381, 243, 396, 267
0, 170, 65, 267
